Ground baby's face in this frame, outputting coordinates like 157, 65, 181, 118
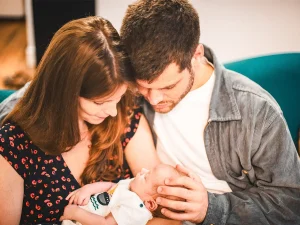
130, 164, 178, 200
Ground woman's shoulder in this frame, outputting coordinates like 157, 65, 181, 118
0, 122, 26, 140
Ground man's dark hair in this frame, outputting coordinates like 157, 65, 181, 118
121, 0, 200, 82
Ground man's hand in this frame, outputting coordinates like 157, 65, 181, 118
156, 164, 208, 223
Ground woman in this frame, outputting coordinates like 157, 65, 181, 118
0, 17, 160, 225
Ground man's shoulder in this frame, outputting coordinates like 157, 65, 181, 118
224, 69, 282, 114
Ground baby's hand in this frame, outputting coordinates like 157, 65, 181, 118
66, 185, 93, 206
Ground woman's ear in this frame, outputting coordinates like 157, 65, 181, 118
143, 198, 158, 211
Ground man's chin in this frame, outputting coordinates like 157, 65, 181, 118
153, 104, 175, 114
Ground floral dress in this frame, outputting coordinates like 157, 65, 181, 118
0, 108, 142, 225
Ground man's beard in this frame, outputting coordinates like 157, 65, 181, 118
153, 70, 195, 114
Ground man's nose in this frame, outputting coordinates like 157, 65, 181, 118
148, 89, 163, 105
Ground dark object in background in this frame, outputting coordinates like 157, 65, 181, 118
33, 0, 95, 64
4, 70, 31, 90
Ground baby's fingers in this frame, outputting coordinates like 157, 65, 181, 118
66, 190, 77, 200
83, 197, 90, 206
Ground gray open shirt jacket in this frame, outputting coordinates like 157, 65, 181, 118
143, 46, 300, 225
0, 46, 300, 225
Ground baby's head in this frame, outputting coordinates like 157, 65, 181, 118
130, 164, 182, 214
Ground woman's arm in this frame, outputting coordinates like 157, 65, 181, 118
125, 114, 161, 176
61, 205, 117, 225
0, 155, 24, 225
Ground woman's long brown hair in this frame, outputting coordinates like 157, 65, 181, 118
3, 17, 135, 185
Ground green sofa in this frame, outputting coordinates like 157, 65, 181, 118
0, 53, 299, 148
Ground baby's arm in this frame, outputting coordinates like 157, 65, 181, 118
66, 182, 115, 206
61, 205, 117, 225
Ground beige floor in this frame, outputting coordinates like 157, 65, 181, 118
0, 19, 34, 89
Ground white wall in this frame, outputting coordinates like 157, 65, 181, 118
0, 0, 24, 17
96, 0, 300, 62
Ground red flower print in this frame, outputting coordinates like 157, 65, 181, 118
52, 171, 56, 175
39, 189, 43, 195
62, 185, 66, 190
26, 201, 30, 207
1, 138, 4, 142
14, 164, 18, 170
37, 157, 41, 162
25, 164, 29, 169
32, 180, 37, 185
0, 146, 4, 152
47, 202, 53, 207
30, 210, 34, 215
14, 154, 17, 159
125, 138, 130, 143
61, 176, 66, 181
50, 211, 54, 214
33, 150, 37, 154
38, 180, 42, 183
35, 196, 39, 200
56, 156, 61, 161
44, 184, 48, 188
58, 196, 63, 200
44, 199, 50, 203
55, 209, 59, 213
56, 200, 60, 204
30, 193, 35, 199
35, 205, 41, 210
29, 159, 33, 164
44, 160, 48, 164
38, 214, 43, 219
42, 166, 45, 170
46, 218, 50, 222
67, 178, 71, 182
21, 158, 26, 164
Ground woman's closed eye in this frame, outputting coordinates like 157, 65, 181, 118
93, 101, 104, 106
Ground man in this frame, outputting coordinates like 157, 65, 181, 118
1, 1, 300, 225
120, 0, 300, 225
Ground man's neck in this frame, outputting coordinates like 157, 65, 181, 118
191, 57, 214, 91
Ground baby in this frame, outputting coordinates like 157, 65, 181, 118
61, 164, 181, 225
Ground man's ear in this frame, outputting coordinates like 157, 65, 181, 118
193, 44, 204, 60
143, 197, 158, 211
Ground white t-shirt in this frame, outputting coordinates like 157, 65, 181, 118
62, 179, 152, 225
154, 71, 232, 194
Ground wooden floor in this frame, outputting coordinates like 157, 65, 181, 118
0, 19, 34, 89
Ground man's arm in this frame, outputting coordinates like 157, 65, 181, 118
157, 113, 300, 225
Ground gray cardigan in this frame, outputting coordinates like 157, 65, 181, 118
143, 46, 300, 225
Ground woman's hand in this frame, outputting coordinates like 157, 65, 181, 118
60, 204, 80, 221
156, 164, 208, 223
66, 185, 93, 206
